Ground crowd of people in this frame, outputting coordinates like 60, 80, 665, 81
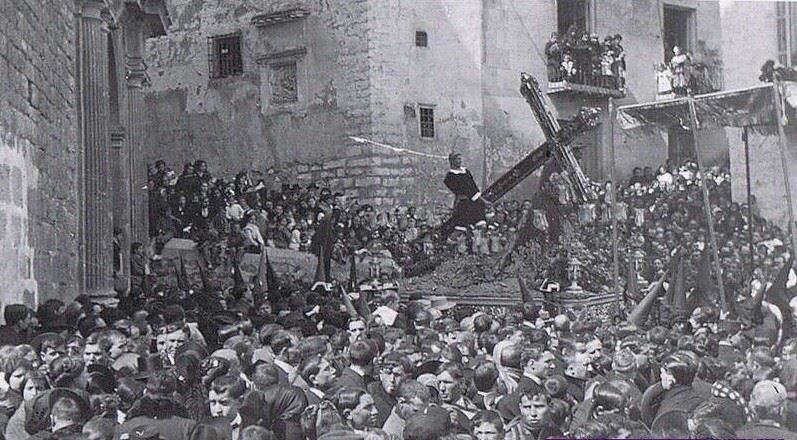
522, 159, 788, 299
544, 27, 626, 90
145, 159, 532, 271
0, 153, 794, 440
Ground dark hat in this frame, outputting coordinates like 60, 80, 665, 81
413, 360, 442, 378
87, 364, 117, 394
120, 421, 164, 440
211, 310, 241, 327
135, 354, 164, 381
175, 340, 209, 361
30, 332, 65, 354
163, 304, 186, 326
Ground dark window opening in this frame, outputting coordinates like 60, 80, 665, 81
419, 107, 434, 138
416, 31, 428, 47
557, 0, 587, 36
663, 7, 694, 63
209, 33, 243, 79
667, 126, 695, 166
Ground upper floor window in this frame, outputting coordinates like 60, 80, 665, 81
419, 106, 435, 138
416, 31, 428, 47
209, 33, 243, 79
777, 2, 797, 66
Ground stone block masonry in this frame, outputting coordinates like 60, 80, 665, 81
0, 0, 80, 310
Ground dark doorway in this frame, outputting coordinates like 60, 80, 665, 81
558, 0, 588, 36
667, 126, 695, 166
663, 6, 694, 63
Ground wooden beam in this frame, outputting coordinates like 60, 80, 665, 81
687, 97, 728, 315
772, 78, 797, 259
608, 97, 621, 317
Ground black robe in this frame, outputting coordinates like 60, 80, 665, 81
444, 168, 485, 228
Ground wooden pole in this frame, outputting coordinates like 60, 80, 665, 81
687, 97, 727, 314
743, 127, 755, 274
608, 98, 621, 317
772, 77, 797, 259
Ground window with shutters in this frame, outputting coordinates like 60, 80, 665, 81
208, 33, 243, 79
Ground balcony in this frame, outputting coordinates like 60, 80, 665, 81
546, 56, 626, 98
656, 62, 723, 100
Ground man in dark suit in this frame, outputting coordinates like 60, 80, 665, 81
309, 199, 334, 281
335, 339, 375, 391
640, 350, 708, 427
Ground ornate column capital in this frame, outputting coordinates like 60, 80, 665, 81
74, 0, 110, 20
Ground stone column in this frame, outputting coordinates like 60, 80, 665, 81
76, 0, 114, 295
123, 11, 149, 246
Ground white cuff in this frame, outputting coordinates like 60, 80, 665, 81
471, 192, 482, 202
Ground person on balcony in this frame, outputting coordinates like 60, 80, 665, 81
656, 63, 674, 98
574, 34, 592, 84
544, 33, 563, 82
612, 34, 626, 89
670, 46, 690, 96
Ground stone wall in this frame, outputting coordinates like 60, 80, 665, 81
144, 0, 373, 192
0, 0, 80, 307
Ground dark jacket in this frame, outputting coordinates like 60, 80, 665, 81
367, 381, 395, 428
736, 421, 797, 440
640, 383, 707, 426
334, 367, 367, 392
0, 326, 29, 346
28, 423, 84, 440
239, 385, 308, 440
117, 416, 196, 440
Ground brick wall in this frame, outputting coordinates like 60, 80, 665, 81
0, 0, 80, 308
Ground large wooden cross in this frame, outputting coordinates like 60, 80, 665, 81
439, 73, 597, 236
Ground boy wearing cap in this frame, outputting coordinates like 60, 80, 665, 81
736, 380, 797, 440
368, 352, 411, 427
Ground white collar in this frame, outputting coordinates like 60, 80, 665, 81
448, 168, 467, 174
230, 412, 242, 428
350, 365, 367, 377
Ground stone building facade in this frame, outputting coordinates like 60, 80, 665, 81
144, 0, 733, 210
0, 0, 169, 309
